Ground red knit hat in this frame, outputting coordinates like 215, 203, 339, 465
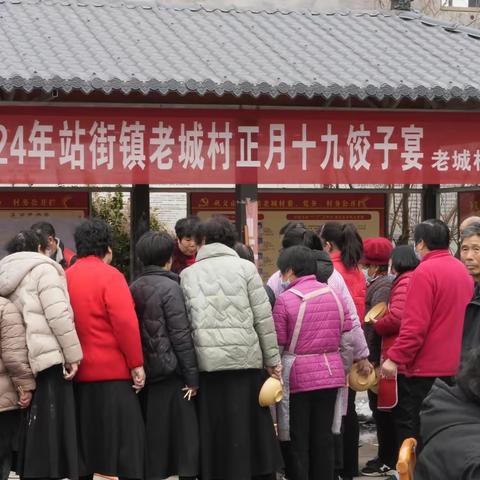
362, 237, 393, 266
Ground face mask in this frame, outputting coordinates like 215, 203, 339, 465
387, 273, 397, 281
280, 279, 291, 290
363, 269, 374, 284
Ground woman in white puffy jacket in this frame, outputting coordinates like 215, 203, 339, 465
0, 230, 82, 480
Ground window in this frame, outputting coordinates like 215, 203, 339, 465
442, 0, 480, 8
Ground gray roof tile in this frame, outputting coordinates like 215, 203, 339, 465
1, 1, 480, 100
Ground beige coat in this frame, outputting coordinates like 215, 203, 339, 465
180, 243, 280, 372
0, 296, 36, 412
0, 252, 83, 375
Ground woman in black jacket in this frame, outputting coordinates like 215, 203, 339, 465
130, 231, 199, 480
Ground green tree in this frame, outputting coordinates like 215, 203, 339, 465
91, 191, 164, 280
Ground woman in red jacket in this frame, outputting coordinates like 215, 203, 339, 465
374, 245, 419, 456
319, 222, 365, 480
66, 219, 145, 480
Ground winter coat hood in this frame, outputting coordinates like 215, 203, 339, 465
0, 252, 64, 297
311, 250, 334, 283
416, 380, 480, 480
421, 380, 480, 445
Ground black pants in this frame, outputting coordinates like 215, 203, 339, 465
393, 375, 451, 453
338, 388, 359, 478
367, 390, 397, 467
0, 410, 19, 480
288, 388, 337, 480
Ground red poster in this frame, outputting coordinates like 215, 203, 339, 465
0, 106, 479, 184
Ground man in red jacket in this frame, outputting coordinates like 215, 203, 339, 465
381, 219, 473, 450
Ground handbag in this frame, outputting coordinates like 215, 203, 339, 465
276, 285, 345, 441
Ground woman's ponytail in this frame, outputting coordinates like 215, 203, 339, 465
340, 223, 363, 270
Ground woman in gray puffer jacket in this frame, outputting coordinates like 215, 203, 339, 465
0, 230, 82, 480
180, 216, 283, 480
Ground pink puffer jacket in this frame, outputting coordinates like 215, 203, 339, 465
273, 275, 352, 394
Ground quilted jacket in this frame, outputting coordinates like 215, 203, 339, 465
374, 271, 414, 338
268, 268, 369, 364
273, 275, 353, 394
0, 252, 83, 375
330, 251, 366, 322
0, 296, 36, 412
130, 266, 199, 387
374, 271, 414, 374
180, 243, 280, 372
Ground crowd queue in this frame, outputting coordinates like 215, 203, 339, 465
0, 213, 479, 480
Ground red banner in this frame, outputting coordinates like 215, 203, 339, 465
0, 106, 478, 184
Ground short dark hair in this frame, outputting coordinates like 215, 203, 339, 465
414, 219, 450, 251
31, 221, 55, 238
277, 246, 317, 277
195, 215, 237, 249
391, 245, 420, 274
74, 219, 112, 258
5, 230, 47, 254
461, 222, 480, 243
136, 231, 175, 267
282, 227, 323, 251
279, 221, 305, 236
175, 216, 200, 240
233, 242, 255, 263
457, 347, 480, 405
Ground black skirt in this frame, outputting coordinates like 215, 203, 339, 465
74, 379, 144, 478
197, 369, 283, 480
141, 375, 199, 479
16, 364, 79, 479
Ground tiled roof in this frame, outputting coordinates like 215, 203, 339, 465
1, 1, 480, 101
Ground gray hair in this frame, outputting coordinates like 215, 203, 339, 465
461, 222, 480, 243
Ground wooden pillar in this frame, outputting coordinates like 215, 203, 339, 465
422, 184, 439, 221
235, 184, 258, 242
130, 184, 150, 280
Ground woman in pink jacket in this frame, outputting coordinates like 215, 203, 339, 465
273, 246, 352, 480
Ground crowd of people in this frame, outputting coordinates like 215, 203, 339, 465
0, 213, 479, 480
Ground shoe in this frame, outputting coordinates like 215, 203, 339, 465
360, 458, 395, 476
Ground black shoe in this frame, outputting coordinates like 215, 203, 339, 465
365, 456, 380, 467
360, 458, 395, 477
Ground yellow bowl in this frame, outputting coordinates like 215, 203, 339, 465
364, 302, 388, 324
259, 377, 284, 407
348, 363, 378, 392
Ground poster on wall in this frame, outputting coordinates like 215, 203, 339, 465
0, 191, 90, 259
191, 192, 386, 281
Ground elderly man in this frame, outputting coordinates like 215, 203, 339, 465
460, 222, 480, 360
